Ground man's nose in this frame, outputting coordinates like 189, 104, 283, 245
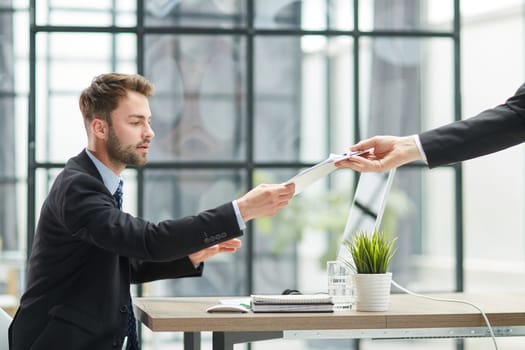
145, 123, 155, 139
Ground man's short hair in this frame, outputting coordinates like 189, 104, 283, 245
79, 73, 154, 127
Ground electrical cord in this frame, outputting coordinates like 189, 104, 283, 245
391, 280, 498, 350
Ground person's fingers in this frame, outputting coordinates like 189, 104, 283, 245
189, 245, 218, 264
219, 239, 242, 249
350, 137, 378, 152
218, 246, 238, 253
217, 242, 239, 253
208, 245, 220, 253
338, 155, 386, 173
347, 157, 377, 171
283, 182, 295, 194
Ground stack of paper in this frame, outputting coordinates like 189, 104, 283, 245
285, 150, 370, 196
251, 294, 333, 313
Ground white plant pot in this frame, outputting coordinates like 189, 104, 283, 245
352, 272, 392, 312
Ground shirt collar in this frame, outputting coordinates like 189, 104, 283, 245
85, 149, 122, 195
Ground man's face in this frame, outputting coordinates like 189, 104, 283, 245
106, 90, 154, 167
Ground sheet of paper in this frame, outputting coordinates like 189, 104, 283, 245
285, 150, 368, 196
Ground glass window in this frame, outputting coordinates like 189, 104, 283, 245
359, 37, 454, 138
359, 0, 454, 32
254, 0, 354, 30
34, 33, 137, 163
144, 0, 246, 28
142, 169, 247, 296
0, 0, 29, 317
145, 34, 247, 162
0, 93, 18, 252
253, 168, 357, 294
254, 35, 353, 162
1, 0, 28, 308
35, 0, 136, 26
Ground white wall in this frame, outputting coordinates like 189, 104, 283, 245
461, 0, 525, 292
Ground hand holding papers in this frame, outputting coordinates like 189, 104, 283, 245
285, 150, 369, 196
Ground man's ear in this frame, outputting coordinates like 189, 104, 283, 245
91, 118, 108, 139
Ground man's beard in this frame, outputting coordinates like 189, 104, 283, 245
107, 127, 147, 167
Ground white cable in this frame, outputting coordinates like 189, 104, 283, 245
391, 280, 498, 350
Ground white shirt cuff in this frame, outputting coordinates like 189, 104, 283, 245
413, 134, 428, 164
232, 200, 246, 230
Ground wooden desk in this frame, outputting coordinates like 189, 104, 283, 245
134, 292, 525, 350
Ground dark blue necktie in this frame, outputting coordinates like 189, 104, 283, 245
114, 180, 124, 211
113, 180, 140, 350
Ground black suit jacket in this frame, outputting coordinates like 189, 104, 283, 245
420, 83, 525, 168
9, 150, 242, 349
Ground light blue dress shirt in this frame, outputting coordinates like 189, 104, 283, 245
86, 149, 121, 195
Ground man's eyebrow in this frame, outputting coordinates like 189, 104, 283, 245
128, 114, 152, 120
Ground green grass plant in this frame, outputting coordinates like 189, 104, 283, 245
342, 230, 397, 274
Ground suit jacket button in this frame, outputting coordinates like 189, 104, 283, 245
112, 340, 120, 347
120, 305, 128, 313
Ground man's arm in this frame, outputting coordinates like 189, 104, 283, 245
338, 83, 525, 171
129, 239, 242, 283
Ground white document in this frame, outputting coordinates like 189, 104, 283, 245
285, 150, 369, 196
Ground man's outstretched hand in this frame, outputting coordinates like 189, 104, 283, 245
189, 238, 242, 265
236, 183, 295, 222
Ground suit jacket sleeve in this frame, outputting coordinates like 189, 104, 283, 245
130, 257, 203, 283
420, 83, 525, 168
55, 167, 243, 263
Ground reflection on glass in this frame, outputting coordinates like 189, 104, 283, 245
0, 9, 18, 254
337, 170, 397, 262
255, 36, 353, 162
145, 35, 246, 161
359, 37, 454, 138
255, 0, 353, 30
35, 0, 136, 26
143, 169, 246, 296
359, 32, 456, 295
35, 33, 137, 163
0, 105, 17, 252
359, 0, 454, 31
0, 4, 27, 314
145, 0, 246, 28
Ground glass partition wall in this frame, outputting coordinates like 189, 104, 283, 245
5, 0, 507, 349
0, 0, 29, 318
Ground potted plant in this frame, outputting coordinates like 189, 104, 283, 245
342, 229, 397, 311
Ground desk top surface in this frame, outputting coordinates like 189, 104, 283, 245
134, 292, 525, 332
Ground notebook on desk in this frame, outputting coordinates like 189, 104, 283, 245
251, 294, 333, 313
